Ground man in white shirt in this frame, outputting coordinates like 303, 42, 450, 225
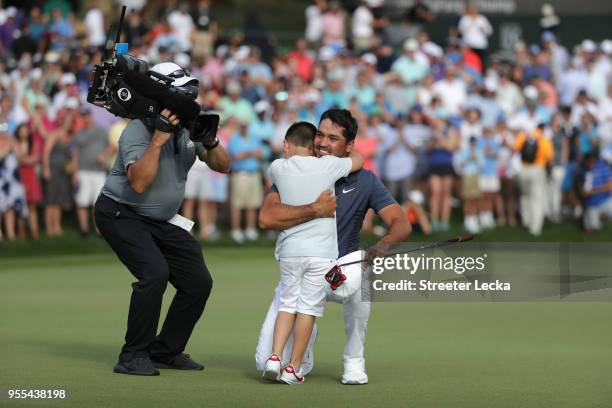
457, 2, 492, 64
262, 122, 363, 384
432, 64, 467, 116
352, 1, 374, 51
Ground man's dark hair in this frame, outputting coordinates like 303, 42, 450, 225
319, 109, 358, 143
285, 121, 317, 148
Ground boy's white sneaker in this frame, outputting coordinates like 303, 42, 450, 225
279, 364, 304, 385
262, 354, 282, 382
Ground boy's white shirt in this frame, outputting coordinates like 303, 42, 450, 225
269, 155, 353, 260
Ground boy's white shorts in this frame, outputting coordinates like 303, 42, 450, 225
278, 257, 335, 317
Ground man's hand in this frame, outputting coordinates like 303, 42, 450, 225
366, 241, 390, 264
152, 109, 179, 147
312, 189, 336, 218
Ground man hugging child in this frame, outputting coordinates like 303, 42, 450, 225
263, 122, 363, 384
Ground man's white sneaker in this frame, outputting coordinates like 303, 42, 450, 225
245, 228, 259, 241
341, 370, 369, 385
231, 229, 245, 244
262, 354, 282, 382
279, 364, 304, 385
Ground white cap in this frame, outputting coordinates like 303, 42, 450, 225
6, 6, 17, 18
601, 39, 612, 55
327, 69, 343, 81
44, 51, 60, 64
235, 45, 251, 61
65, 97, 80, 109
304, 89, 321, 103
422, 42, 443, 58
361, 52, 377, 65
403, 38, 419, 52
30, 68, 43, 81
319, 46, 335, 62
523, 85, 539, 100
60, 72, 76, 85
408, 190, 425, 205
149, 62, 198, 87
581, 39, 597, 53
484, 77, 497, 92
226, 81, 242, 94
254, 100, 270, 113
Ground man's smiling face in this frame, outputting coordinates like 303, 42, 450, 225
314, 118, 353, 158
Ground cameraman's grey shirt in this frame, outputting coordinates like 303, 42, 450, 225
101, 119, 205, 221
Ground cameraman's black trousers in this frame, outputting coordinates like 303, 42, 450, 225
94, 194, 213, 362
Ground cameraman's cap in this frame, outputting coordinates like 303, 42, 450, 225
150, 62, 199, 87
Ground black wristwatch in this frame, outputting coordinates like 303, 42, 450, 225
204, 137, 219, 150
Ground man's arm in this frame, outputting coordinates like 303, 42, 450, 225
199, 144, 231, 173
127, 109, 177, 194
377, 203, 412, 245
258, 190, 336, 230
349, 150, 364, 172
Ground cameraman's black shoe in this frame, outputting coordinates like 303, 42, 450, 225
151, 353, 204, 370
113, 357, 160, 376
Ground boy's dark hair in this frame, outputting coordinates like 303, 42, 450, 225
285, 121, 317, 148
319, 109, 358, 143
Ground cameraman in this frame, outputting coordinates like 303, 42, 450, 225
94, 62, 230, 376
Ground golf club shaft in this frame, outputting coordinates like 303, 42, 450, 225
338, 235, 474, 267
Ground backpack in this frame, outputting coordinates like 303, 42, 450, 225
521, 136, 539, 163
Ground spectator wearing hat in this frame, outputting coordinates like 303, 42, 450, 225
50, 72, 77, 120
347, 69, 377, 114
249, 100, 276, 186
508, 86, 550, 134
569, 90, 598, 129
432, 64, 466, 118
218, 81, 256, 124
391, 38, 430, 106
72, 107, 111, 237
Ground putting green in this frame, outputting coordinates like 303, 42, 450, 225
1, 248, 610, 407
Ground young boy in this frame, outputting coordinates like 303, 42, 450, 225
263, 121, 363, 384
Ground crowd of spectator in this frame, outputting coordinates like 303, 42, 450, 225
0, 0, 611, 243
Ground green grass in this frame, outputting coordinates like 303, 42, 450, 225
1, 247, 611, 407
